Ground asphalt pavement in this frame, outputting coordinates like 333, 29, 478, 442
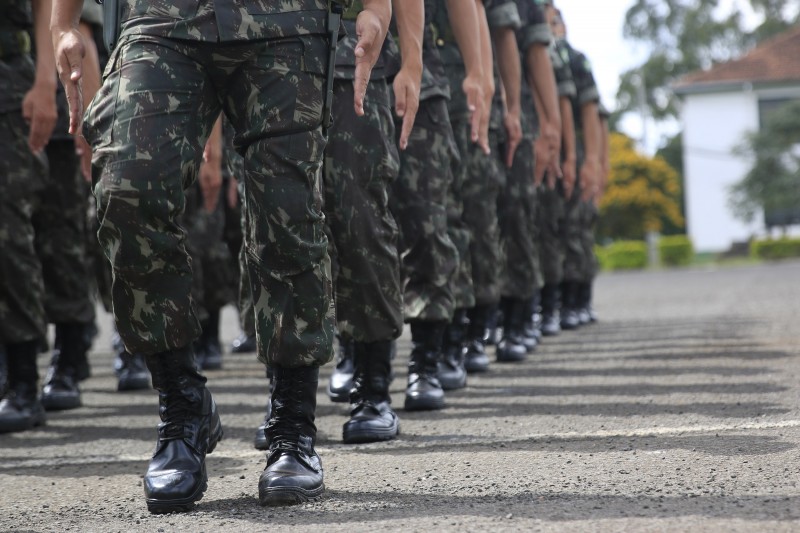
2, 260, 800, 532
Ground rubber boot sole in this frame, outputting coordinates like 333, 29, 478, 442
404, 395, 445, 411
117, 373, 150, 392
259, 483, 324, 506
0, 410, 46, 433
41, 394, 81, 411
145, 422, 224, 514
343, 421, 399, 444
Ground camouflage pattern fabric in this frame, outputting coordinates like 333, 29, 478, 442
85, 26, 335, 367
0, 53, 47, 345
450, 110, 504, 307
390, 96, 459, 322
33, 139, 95, 325
579, 200, 600, 282
562, 188, 586, 283
323, 79, 403, 342
537, 183, 565, 285
182, 183, 237, 324
497, 139, 542, 299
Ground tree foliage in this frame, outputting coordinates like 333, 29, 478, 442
730, 100, 800, 226
598, 133, 684, 241
617, 0, 799, 122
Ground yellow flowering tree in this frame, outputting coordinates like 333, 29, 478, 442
598, 133, 684, 241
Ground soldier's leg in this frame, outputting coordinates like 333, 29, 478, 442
0, 92, 48, 433
561, 187, 585, 330
497, 138, 538, 362
391, 96, 461, 408
537, 182, 565, 335
578, 200, 600, 322
35, 139, 94, 410
85, 37, 224, 513
222, 35, 333, 505
322, 79, 404, 436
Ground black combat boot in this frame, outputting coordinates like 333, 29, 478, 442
254, 366, 274, 451
578, 281, 598, 323
0, 341, 45, 433
463, 305, 491, 373
483, 307, 503, 346
540, 283, 561, 336
560, 281, 581, 330
197, 309, 223, 371
230, 331, 257, 353
404, 321, 446, 411
117, 351, 150, 391
327, 335, 355, 403
523, 295, 542, 343
343, 340, 399, 443
437, 310, 468, 390
41, 323, 87, 411
496, 297, 529, 362
259, 365, 324, 506
143, 346, 223, 513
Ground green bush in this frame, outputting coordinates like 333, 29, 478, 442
604, 240, 648, 270
750, 237, 800, 260
659, 235, 694, 266
595, 245, 610, 271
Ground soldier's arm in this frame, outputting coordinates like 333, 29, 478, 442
527, 44, 561, 174
354, 0, 392, 116
598, 114, 610, 202
24, 0, 58, 153
445, 0, 487, 152
392, 0, 423, 150
491, 26, 521, 166
74, 19, 102, 181
51, 0, 87, 135
580, 101, 602, 202
200, 116, 224, 213
558, 95, 576, 195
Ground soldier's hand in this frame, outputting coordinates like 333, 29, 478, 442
354, 3, 391, 117
22, 83, 57, 153
393, 67, 421, 150
74, 134, 92, 183
503, 109, 522, 168
580, 157, 601, 203
460, 73, 486, 153
53, 28, 86, 135
533, 135, 549, 186
227, 176, 239, 209
561, 155, 576, 196
199, 151, 223, 213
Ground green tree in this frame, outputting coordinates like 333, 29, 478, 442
656, 133, 686, 235
617, 0, 798, 123
730, 100, 800, 228
599, 133, 684, 241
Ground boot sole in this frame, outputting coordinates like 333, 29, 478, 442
343, 423, 399, 444
259, 484, 324, 506
404, 396, 445, 411
117, 374, 151, 392
326, 385, 351, 403
145, 424, 223, 514
41, 396, 81, 411
464, 361, 490, 373
0, 414, 46, 434
438, 374, 467, 391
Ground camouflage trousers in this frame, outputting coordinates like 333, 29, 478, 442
537, 182, 565, 285
86, 35, 334, 367
0, 55, 47, 345
562, 186, 586, 283
497, 138, 543, 299
182, 183, 237, 323
323, 79, 402, 342
390, 96, 459, 322
579, 200, 599, 282
34, 140, 95, 325
449, 116, 503, 307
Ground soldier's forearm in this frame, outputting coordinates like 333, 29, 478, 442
392, 0, 423, 76
445, 0, 482, 81
50, 0, 84, 33
560, 96, 576, 161
32, 0, 57, 89
581, 102, 601, 163
529, 44, 560, 131
492, 27, 520, 114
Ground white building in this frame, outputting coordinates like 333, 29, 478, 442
674, 26, 800, 252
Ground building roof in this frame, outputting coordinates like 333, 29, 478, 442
674, 24, 800, 95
